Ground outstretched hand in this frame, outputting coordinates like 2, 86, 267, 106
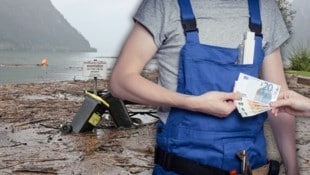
188, 91, 241, 117
270, 90, 310, 117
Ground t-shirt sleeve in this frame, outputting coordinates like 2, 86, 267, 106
133, 0, 167, 48
263, 0, 290, 56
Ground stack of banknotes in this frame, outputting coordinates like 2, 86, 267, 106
234, 73, 281, 117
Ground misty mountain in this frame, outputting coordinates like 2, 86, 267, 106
0, 0, 96, 52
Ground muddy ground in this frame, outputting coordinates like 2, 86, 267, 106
0, 73, 309, 175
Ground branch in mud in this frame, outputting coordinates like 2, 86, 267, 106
3, 157, 67, 163
115, 163, 153, 169
0, 142, 27, 148
13, 168, 57, 174
14, 118, 52, 127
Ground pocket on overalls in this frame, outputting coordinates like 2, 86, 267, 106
183, 59, 259, 95
222, 137, 255, 170
180, 39, 264, 95
222, 134, 268, 172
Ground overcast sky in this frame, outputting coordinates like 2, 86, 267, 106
50, 0, 298, 57
51, 0, 142, 56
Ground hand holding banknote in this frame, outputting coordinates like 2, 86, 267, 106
234, 73, 281, 117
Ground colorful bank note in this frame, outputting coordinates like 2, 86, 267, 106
234, 73, 281, 117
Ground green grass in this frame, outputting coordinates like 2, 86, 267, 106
285, 70, 310, 77
287, 44, 310, 72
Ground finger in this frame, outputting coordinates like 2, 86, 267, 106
233, 92, 242, 100
270, 99, 290, 108
277, 107, 300, 116
270, 107, 279, 117
277, 92, 286, 100
278, 90, 292, 100
223, 92, 241, 101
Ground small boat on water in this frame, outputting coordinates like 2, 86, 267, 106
40, 58, 48, 66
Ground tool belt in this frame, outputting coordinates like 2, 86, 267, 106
154, 146, 280, 175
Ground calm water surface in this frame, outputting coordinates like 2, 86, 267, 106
0, 51, 157, 84
0, 52, 115, 84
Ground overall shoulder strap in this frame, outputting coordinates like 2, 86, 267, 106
248, 0, 263, 37
178, 0, 199, 43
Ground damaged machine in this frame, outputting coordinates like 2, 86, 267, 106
60, 90, 157, 133
60, 74, 160, 134
60, 60, 157, 133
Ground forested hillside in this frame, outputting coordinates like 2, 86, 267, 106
0, 0, 96, 52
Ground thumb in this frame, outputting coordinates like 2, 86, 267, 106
223, 92, 242, 101
270, 99, 290, 108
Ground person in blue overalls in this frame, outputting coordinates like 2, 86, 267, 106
110, 0, 299, 174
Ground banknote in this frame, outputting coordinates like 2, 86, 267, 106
235, 97, 271, 117
234, 73, 281, 117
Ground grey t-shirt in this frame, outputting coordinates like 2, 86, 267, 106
134, 0, 289, 122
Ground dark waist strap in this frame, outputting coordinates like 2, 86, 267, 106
155, 146, 280, 175
155, 146, 230, 175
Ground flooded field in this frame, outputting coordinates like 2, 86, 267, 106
0, 73, 309, 175
0, 123, 156, 175
0, 78, 157, 175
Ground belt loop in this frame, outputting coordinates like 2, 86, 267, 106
154, 145, 159, 164
268, 160, 280, 175
162, 150, 172, 170
155, 146, 172, 171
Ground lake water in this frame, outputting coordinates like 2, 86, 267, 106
0, 52, 94, 84
0, 51, 157, 84
0, 52, 115, 84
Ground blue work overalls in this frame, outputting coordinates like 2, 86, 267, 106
153, 0, 268, 174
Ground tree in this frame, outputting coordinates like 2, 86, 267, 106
276, 0, 296, 34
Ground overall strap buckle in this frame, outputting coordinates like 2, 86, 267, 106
248, 0, 263, 37
178, 0, 200, 43
249, 18, 262, 37
181, 19, 198, 33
